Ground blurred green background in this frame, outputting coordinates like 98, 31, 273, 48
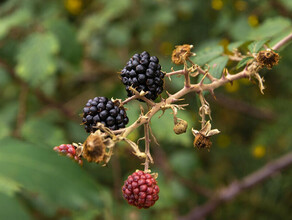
0, 0, 292, 219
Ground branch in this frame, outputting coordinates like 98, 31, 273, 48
272, 32, 292, 50
178, 151, 292, 220
143, 123, 152, 171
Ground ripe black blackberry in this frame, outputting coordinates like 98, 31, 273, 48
120, 51, 165, 101
82, 97, 129, 133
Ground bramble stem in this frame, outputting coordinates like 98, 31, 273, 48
144, 123, 150, 171
272, 32, 292, 50
119, 34, 292, 161
179, 151, 292, 220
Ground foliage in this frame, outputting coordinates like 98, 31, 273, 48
0, 0, 292, 219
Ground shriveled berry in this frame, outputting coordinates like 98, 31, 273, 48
54, 144, 83, 166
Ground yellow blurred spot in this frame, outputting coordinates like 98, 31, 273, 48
177, 10, 192, 21
160, 41, 174, 56
252, 145, 266, 158
220, 38, 230, 53
212, 0, 223, 11
224, 80, 239, 93
234, 0, 247, 11
220, 38, 229, 48
217, 134, 230, 148
154, 24, 167, 37
248, 15, 259, 27
239, 78, 251, 85
65, 0, 83, 15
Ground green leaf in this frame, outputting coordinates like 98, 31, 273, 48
151, 109, 193, 147
192, 45, 223, 66
0, 138, 106, 211
0, 102, 18, 140
209, 56, 229, 79
78, 0, 131, 42
227, 41, 246, 51
248, 40, 267, 53
229, 16, 252, 41
236, 57, 254, 69
47, 19, 82, 64
0, 176, 21, 196
16, 33, 59, 87
197, 56, 229, 86
0, 193, 31, 220
0, 67, 11, 86
249, 17, 292, 40
279, 0, 292, 10
21, 117, 67, 147
0, 9, 31, 40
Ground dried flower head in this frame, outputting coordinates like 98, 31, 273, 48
82, 129, 115, 164
172, 44, 195, 65
192, 121, 220, 150
256, 49, 279, 69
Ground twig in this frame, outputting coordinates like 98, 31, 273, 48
178, 151, 292, 220
122, 94, 139, 105
165, 69, 185, 77
272, 32, 292, 50
13, 83, 29, 138
143, 123, 151, 171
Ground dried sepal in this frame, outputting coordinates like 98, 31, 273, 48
172, 44, 195, 65
82, 129, 115, 164
123, 138, 147, 159
256, 49, 279, 69
192, 121, 220, 150
252, 72, 265, 94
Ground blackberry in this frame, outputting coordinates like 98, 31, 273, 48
53, 144, 83, 166
82, 97, 129, 133
120, 51, 165, 101
122, 170, 159, 209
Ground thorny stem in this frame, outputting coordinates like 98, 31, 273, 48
144, 123, 150, 172
272, 32, 292, 50
115, 34, 292, 160
165, 69, 185, 77
184, 64, 191, 88
199, 93, 207, 128
179, 151, 292, 220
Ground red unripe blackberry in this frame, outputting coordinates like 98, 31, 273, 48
122, 170, 159, 208
120, 51, 165, 101
82, 96, 129, 133
54, 144, 83, 166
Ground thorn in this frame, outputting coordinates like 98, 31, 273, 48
210, 90, 216, 100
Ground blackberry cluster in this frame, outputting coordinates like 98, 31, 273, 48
53, 144, 83, 166
120, 51, 165, 101
122, 170, 159, 209
82, 97, 129, 133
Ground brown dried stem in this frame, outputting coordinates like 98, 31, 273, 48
143, 123, 151, 172
178, 151, 292, 220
